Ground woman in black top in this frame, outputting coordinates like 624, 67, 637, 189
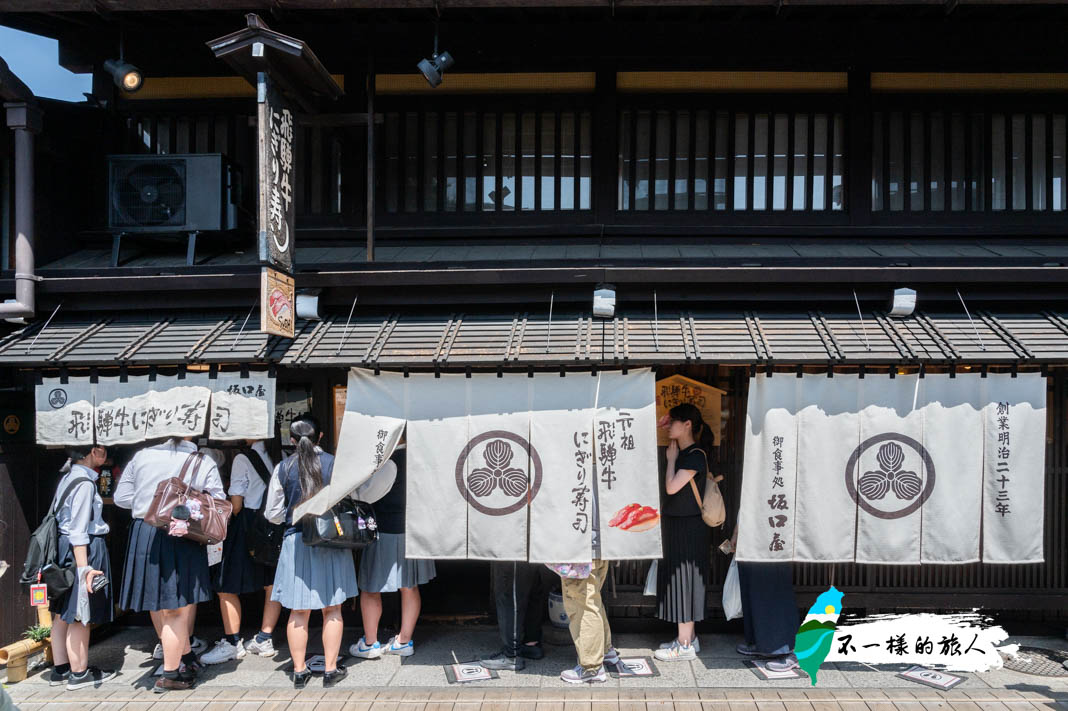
653, 403, 715, 662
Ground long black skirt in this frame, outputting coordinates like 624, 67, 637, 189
213, 509, 272, 595
738, 561, 798, 655
119, 518, 213, 612
50, 535, 114, 625
656, 515, 711, 623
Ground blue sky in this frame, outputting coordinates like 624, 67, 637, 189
0, 25, 91, 102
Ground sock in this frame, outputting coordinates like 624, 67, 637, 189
255, 631, 271, 644
70, 668, 88, 678
55, 663, 71, 674
189, 636, 197, 646
161, 668, 179, 679
225, 633, 240, 646
181, 651, 198, 668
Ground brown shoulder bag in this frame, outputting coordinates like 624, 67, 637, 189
688, 448, 726, 528
144, 453, 233, 545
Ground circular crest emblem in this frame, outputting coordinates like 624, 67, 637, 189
48, 388, 68, 409
2, 414, 20, 435
455, 430, 542, 517
844, 433, 936, 520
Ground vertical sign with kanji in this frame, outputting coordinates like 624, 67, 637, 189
258, 72, 296, 338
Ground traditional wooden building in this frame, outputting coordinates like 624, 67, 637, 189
1, 0, 1068, 646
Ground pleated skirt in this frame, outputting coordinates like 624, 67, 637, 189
656, 514, 711, 623
358, 532, 436, 593
119, 518, 214, 612
213, 509, 272, 595
271, 532, 359, 610
51, 535, 114, 625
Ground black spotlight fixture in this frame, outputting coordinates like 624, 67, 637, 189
103, 35, 143, 93
417, 23, 454, 88
103, 59, 143, 93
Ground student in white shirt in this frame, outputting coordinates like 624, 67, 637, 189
47, 445, 118, 691
200, 440, 283, 664
113, 437, 224, 693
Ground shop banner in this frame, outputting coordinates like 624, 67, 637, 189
209, 371, 276, 440
35, 373, 274, 446
323, 367, 661, 561
36, 378, 95, 447
737, 373, 1045, 565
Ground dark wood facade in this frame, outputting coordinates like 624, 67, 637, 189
1, 2, 1068, 639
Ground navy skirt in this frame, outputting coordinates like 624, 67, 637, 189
50, 535, 114, 625
213, 509, 272, 595
738, 562, 798, 655
119, 518, 213, 612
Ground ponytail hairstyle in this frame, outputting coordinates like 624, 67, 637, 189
290, 414, 324, 503
668, 403, 716, 455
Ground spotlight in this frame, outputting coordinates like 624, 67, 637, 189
418, 50, 454, 88
103, 59, 143, 93
593, 284, 616, 319
888, 287, 916, 318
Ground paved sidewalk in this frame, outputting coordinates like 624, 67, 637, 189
6, 626, 1068, 710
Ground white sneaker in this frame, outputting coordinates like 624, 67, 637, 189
560, 664, 607, 684
152, 643, 164, 660
244, 637, 277, 657
653, 639, 697, 662
200, 638, 244, 665
660, 636, 701, 653
349, 637, 384, 659
190, 636, 209, 655
383, 636, 414, 657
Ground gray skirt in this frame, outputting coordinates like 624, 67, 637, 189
271, 532, 359, 610
358, 532, 436, 594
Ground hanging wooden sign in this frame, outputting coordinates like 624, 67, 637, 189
654, 374, 725, 447
260, 266, 295, 338
257, 74, 295, 274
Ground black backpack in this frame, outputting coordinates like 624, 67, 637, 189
241, 448, 286, 567
20, 476, 94, 596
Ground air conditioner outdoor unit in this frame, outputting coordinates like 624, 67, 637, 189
106, 153, 242, 266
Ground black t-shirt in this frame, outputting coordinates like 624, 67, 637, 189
662, 445, 707, 518
374, 449, 406, 534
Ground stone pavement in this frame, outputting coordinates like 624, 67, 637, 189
6, 626, 1068, 711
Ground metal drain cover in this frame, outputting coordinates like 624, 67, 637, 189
1001, 646, 1068, 677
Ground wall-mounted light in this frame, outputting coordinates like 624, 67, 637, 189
103, 59, 143, 93
888, 287, 916, 318
417, 22, 455, 88
593, 284, 616, 319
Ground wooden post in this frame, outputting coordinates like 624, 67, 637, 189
366, 40, 376, 263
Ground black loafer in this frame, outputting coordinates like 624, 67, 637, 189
519, 643, 544, 660
323, 664, 348, 688
293, 668, 313, 689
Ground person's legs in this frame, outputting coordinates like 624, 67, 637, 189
65, 622, 91, 674
360, 591, 383, 644
218, 593, 241, 636
491, 561, 523, 656
159, 607, 189, 672
677, 621, 695, 647
150, 610, 163, 641
523, 565, 550, 646
287, 609, 311, 672
561, 561, 609, 671
398, 587, 421, 644
260, 586, 282, 634
321, 605, 344, 672
50, 617, 70, 668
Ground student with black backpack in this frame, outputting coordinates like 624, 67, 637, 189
46, 445, 118, 690
199, 439, 282, 665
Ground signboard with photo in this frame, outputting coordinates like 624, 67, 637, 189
260, 267, 295, 338
654, 374, 724, 447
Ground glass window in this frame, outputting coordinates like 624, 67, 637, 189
1033, 115, 1046, 211
929, 112, 945, 212
635, 111, 651, 211
694, 110, 710, 210
872, 112, 883, 212
813, 113, 829, 211
992, 114, 1007, 211
734, 113, 749, 211
523, 113, 537, 211
1011, 114, 1026, 210
675, 111, 690, 210
463, 112, 477, 212
753, 113, 769, 211
654, 111, 670, 211
541, 111, 556, 211
444, 112, 458, 212
714, 111, 729, 210
482, 113, 496, 211
618, 110, 631, 211
424, 112, 439, 212
793, 114, 808, 211
560, 112, 575, 211
579, 111, 592, 211
772, 113, 788, 211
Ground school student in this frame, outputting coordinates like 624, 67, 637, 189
47, 445, 118, 691
264, 415, 359, 688
200, 439, 283, 664
114, 437, 225, 693
350, 444, 435, 660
